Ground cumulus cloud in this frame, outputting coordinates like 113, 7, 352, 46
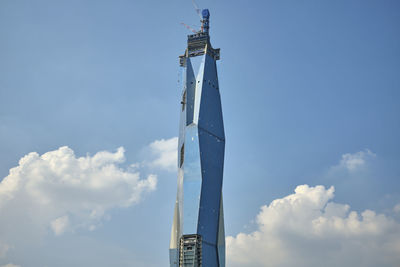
338, 149, 376, 171
0, 146, 157, 247
147, 137, 178, 172
226, 185, 400, 267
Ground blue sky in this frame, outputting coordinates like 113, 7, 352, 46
0, 0, 399, 266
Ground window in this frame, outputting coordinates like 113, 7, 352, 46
180, 143, 185, 167
181, 90, 186, 111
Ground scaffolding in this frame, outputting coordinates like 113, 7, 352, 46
179, 234, 202, 267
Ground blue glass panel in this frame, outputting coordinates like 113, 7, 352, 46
169, 248, 178, 267
198, 54, 225, 139
182, 125, 202, 234
193, 55, 205, 125
185, 58, 196, 125
190, 55, 203, 81
197, 128, 225, 244
178, 64, 186, 164
201, 242, 219, 267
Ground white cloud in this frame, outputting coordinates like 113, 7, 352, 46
147, 137, 178, 172
0, 145, 157, 246
226, 184, 400, 267
50, 215, 70, 236
0, 264, 21, 267
338, 149, 376, 171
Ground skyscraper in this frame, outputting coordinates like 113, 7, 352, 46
169, 9, 225, 267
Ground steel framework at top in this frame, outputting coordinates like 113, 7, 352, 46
179, 9, 220, 66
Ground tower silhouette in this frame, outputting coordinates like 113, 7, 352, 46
169, 9, 225, 267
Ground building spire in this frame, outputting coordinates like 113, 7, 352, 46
201, 9, 210, 33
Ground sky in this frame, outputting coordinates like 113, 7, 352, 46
0, 0, 399, 266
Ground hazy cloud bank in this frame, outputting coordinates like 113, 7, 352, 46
226, 184, 400, 267
0, 264, 21, 267
0, 242, 9, 259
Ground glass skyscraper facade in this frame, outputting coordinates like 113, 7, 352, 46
169, 9, 225, 267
